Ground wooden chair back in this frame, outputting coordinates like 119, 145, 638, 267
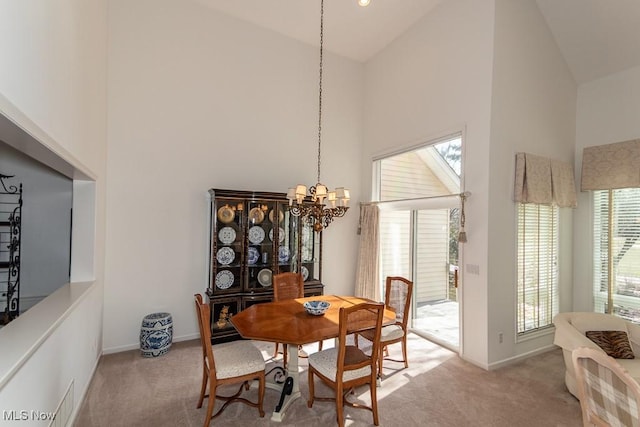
338, 303, 384, 377
385, 276, 413, 329
273, 272, 304, 301
272, 272, 306, 366
195, 294, 217, 376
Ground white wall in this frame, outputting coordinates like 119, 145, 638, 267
104, 0, 363, 352
574, 65, 640, 311
363, 0, 579, 367
0, 143, 72, 310
0, 0, 107, 423
488, 0, 577, 365
363, 0, 496, 367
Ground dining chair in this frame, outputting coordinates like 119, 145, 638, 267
272, 272, 322, 366
357, 276, 413, 377
572, 346, 640, 427
194, 294, 266, 427
307, 302, 384, 427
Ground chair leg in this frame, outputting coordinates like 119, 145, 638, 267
318, 340, 323, 351
307, 369, 315, 408
370, 375, 380, 426
203, 383, 216, 427
258, 376, 266, 417
402, 337, 409, 368
354, 334, 359, 347
274, 342, 279, 358
197, 367, 208, 408
336, 382, 345, 427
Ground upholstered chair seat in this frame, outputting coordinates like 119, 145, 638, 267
308, 346, 372, 382
360, 324, 404, 343
213, 341, 265, 379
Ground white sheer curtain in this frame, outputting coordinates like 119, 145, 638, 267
355, 204, 381, 302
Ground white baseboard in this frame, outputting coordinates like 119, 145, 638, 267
487, 344, 557, 370
459, 354, 490, 370
101, 332, 200, 355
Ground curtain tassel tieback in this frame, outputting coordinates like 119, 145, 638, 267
458, 193, 467, 243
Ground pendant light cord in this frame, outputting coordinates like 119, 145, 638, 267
317, 0, 324, 184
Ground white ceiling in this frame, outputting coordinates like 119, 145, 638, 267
196, 0, 640, 85
194, 0, 443, 62
536, 0, 640, 84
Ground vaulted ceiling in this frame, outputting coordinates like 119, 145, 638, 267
196, 0, 640, 85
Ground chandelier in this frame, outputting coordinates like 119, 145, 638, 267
286, 0, 349, 232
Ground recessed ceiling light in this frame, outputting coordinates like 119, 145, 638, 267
358, 0, 371, 6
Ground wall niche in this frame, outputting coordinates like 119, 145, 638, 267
0, 141, 72, 326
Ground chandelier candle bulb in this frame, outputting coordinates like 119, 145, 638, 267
314, 184, 327, 202
343, 189, 350, 206
287, 188, 296, 206
328, 191, 337, 208
295, 185, 307, 204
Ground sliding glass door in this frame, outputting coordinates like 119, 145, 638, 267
375, 133, 462, 350
413, 208, 459, 348
379, 206, 460, 349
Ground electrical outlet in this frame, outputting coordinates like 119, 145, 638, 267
498, 332, 504, 343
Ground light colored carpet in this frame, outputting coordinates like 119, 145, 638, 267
74, 334, 582, 426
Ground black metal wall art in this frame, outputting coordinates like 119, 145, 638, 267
0, 173, 22, 325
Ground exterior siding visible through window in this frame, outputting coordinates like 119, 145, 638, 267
379, 151, 450, 200
516, 203, 559, 334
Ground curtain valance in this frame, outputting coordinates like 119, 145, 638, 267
581, 139, 640, 191
514, 152, 577, 208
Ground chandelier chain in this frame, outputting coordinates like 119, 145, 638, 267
317, 0, 324, 184
286, 0, 349, 233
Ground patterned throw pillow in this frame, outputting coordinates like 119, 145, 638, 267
586, 330, 635, 359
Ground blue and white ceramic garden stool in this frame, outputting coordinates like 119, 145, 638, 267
140, 312, 173, 357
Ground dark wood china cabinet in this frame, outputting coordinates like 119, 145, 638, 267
206, 189, 323, 342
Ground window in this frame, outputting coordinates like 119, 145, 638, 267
516, 203, 558, 334
593, 189, 640, 321
377, 136, 461, 202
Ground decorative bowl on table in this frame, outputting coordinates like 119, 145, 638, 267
303, 300, 330, 316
